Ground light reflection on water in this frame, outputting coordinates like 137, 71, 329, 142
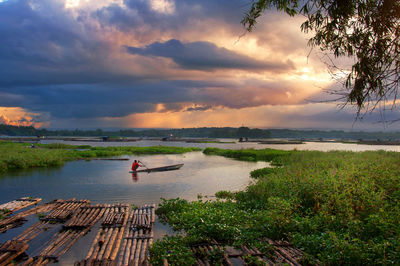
41, 139, 400, 152
0, 151, 268, 265
0, 152, 268, 205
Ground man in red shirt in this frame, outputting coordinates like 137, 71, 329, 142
131, 160, 144, 172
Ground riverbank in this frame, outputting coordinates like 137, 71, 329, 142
0, 141, 200, 173
154, 148, 400, 265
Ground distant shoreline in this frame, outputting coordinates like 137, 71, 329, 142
2, 136, 400, 145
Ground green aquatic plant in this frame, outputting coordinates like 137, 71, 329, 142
149, 235, 196, 266
0, 141, 200, 172
155, 148, 400, 265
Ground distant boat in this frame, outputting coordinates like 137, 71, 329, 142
129, 164, 184, 173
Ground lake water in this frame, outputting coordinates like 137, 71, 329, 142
0, 152, 268, 205
0, 150, 268, 265
41, 139, 400, 152
1, 139, 399, 264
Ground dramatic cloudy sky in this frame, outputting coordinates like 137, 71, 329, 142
0, 0, 397, 129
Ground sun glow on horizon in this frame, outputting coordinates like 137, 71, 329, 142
0, 107, 47, 128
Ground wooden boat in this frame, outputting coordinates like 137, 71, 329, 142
129, 163, 184, 173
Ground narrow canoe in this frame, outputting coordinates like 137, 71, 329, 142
129, 163, 184, 173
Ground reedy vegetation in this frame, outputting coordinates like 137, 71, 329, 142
0, 141, 200, 172
154, 148, 400, 265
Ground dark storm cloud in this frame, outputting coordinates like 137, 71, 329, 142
0, 0, 315, 127
0, 78, 305, 119
0, 0, 131, 88
0, 82, 197, 118
185, 105, 213, 112
95, 0, 248, 33
126, 39, 294, 71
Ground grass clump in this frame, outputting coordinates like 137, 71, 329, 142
215, 190, 235, 199
149, 235, 196, 266
90, 146, 200, 155
0, 141, 200, 173
0, 208, 11, 221
203, 147, 290, 165
156, 148, 400, 265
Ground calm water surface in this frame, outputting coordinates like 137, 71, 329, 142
42, 139, 400, 152
0, 152, 268, 205
0, 151, 268, 265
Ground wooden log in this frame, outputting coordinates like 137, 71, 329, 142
94, 228, 109, 260
110, 207, 129, 261
117, 210, 133, 266
274, 246, 300, 266
139, 238, 148, 265
57, 230, 88, 258
41, 231, 72, 257
123, 229, 133, 266
151, 204, 156, 223
80, 206, 100, 228
103, 227, 118, 260
196, 258, 205, 266
0, 201, 60, 234
110, 227, 124, 261
73, 207, 92, 226
0, 197, 41, 213
86, 229, 103, 260
133, 229, 143, 266
128, 230, 138, 265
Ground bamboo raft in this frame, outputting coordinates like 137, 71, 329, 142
40, 199, 90, 223
166, 239, 304, 266
75, 204, 129, 266
0, 198, 157, 266
24, 203, 107, 265
0, 199, 64, 234
76, 204, 155, 266
0, 240, 29, 265
0, 198, 42, 213
117, 205, 155, 266
0, 197, 304, 266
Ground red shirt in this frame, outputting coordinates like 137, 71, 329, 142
131, 162, 142, 171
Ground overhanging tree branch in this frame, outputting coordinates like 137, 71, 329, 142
242, 0, 400, 117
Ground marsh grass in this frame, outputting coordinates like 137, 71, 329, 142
0, 141, 200, 172
155, 148, 400, 265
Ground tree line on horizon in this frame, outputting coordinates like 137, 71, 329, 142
1, 124, 400, 140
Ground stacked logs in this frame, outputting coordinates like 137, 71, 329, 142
0, 199, 158, 266
266, 239, 304, 265
0, 199, 63, 233
14, 221, 52, 242
117, 205, 155, 266
178, 240, 304, 266
41, 199, 90, 223
24, 204, 107, 265
76, 204, 130, 266
0, 197, 42, 213
0, 240, 29, 265
64, 204, 106, 229
14, 199, 91, 243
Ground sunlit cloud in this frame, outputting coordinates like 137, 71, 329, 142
65, 0, 80, 8
0, 107, 48, 128
95, 103, 376, 130
0, 0, 393, 130
150, 0, 175, 14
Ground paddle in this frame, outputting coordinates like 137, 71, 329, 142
138, 160, 151, 172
